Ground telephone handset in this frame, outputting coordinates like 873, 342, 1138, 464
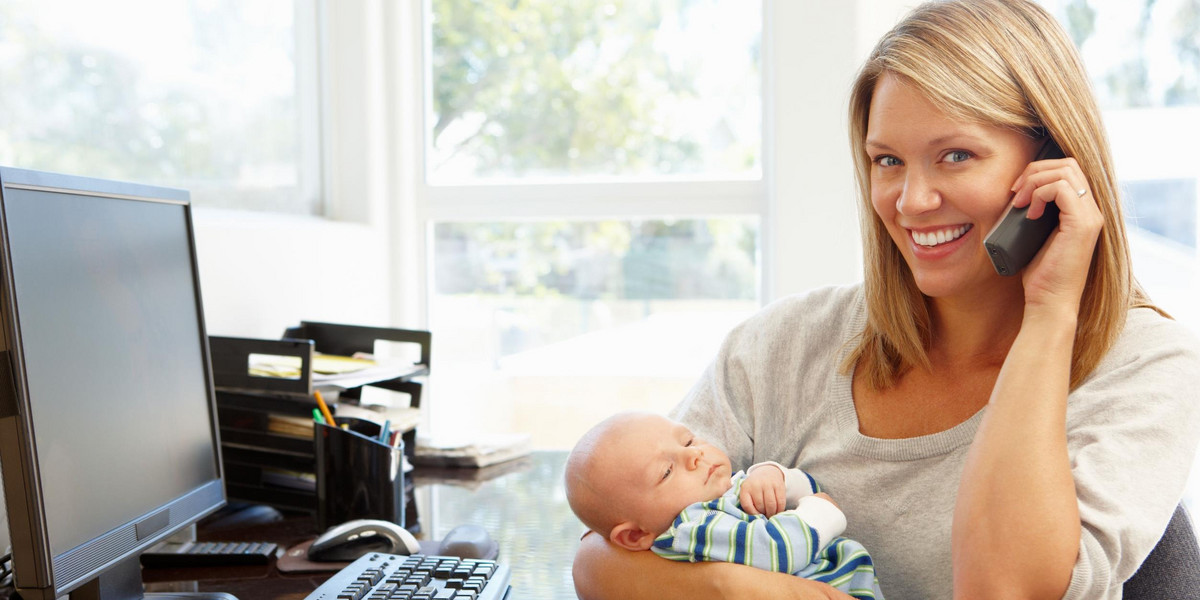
983, 138, 1067, 276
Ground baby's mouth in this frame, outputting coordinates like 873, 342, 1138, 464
705, 464, 719, 483
911, 224, 972, 247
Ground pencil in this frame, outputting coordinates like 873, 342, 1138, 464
314, 390, 337, 427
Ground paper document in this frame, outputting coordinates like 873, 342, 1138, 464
414, 433, 532, 468
248, 352, 424, 390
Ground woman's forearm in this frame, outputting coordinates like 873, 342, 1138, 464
952, 310, 1081, 599
573, 531, 854, 600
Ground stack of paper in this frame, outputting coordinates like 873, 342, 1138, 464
414, 433, 532, 468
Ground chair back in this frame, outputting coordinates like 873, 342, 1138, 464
1123, 503, 1200, 598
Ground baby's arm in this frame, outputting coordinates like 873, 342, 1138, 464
740, 461, 819, 516
653, 497, 847, 574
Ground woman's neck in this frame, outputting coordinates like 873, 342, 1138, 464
926, 284, 1025, 370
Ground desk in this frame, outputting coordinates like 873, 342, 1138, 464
143, 451, 581, 600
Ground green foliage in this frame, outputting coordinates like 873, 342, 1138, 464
0, 0, 305, 211
429, 0, 754, 177
1064, 0, 1200, 108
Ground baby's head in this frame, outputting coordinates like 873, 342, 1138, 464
564, 411, 733, 551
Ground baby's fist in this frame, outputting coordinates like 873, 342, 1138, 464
739, 466, 787, 517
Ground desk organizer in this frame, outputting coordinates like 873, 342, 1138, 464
210, 321, 429, 520
315, 417, 405, 531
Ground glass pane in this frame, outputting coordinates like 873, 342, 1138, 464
0, 0, 319, 214
1056, 0, 1200, 109
1124, 179, 1196, 249
429, 217, 759, 448
427, 0, 762, 183
1048, 0, 1200, 303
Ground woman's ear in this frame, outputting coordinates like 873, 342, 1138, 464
609, 521, 657, 552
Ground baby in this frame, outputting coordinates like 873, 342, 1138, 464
565, 411, 884, 599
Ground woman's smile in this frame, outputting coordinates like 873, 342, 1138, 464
910, 224, 972, 248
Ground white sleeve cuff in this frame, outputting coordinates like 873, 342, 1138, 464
791, 495, 847, 551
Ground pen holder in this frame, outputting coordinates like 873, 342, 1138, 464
314, 417, 405, 532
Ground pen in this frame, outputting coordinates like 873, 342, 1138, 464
314, 390, 337, 427
379, 420, 391, 443
312, 408, 325, 424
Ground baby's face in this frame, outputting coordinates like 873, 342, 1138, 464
603, 414, 733, 536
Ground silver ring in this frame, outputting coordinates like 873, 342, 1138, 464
1076, 188, 1088, 197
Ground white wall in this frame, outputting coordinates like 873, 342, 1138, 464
193, 213, 390, 338
764, 0, 916, 300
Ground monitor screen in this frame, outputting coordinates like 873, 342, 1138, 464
0, 167, 226, 600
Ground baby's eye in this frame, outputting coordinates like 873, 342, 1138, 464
662, 465, 673, 480
873, 155, 902, 168
944, 150, 971, 163
685, 438, 694, 447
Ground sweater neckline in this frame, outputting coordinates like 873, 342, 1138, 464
831, 287, 985, 461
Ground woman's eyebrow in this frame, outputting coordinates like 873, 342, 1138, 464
866, 132, 984, 149
864, 138, 893, 152
925, 133, 986, 148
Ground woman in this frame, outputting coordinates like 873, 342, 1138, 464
572, 1, 1200, 598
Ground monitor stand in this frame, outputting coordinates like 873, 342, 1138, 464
68, 556, 238, 600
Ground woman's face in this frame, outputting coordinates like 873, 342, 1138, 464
865, 73, 1039, 300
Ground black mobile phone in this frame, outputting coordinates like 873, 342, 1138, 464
983, 138, 1067, 276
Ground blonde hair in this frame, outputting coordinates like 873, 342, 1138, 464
842, 0, 1157, 391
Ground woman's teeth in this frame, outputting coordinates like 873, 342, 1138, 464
912, 225, 970, 247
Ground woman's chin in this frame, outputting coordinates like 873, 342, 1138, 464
910, 266, 1016, 302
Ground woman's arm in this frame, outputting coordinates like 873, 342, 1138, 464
952, 312, 1080, 598
952, 157, 1102, 598
573, 531, 854, 600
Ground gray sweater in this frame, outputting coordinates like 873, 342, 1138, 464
671, 284, 1200, 600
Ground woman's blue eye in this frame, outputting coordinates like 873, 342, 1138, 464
945, 150, 971, 163
875, 155, 901, 167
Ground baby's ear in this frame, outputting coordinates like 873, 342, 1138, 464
610, 521, 656, 552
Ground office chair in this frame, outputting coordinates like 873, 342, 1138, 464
1123, 503, 1200, 599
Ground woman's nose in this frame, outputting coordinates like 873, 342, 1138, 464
896, 170, 941, 215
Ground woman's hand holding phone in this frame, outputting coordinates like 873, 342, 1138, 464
1006, 144, 1103, 318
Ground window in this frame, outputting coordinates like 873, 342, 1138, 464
1047, 0, 1200, 326
0, 0, 323, 214
423, 0, 763, 448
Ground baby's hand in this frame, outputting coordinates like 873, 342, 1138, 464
739, 466, 787, 517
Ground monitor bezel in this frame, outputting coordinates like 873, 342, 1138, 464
0, 166, 227, 599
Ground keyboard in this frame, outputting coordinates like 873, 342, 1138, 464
304, 553, 511, 600
140, 540, 279, 568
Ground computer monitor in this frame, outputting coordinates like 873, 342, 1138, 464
0, 167, 230, 600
